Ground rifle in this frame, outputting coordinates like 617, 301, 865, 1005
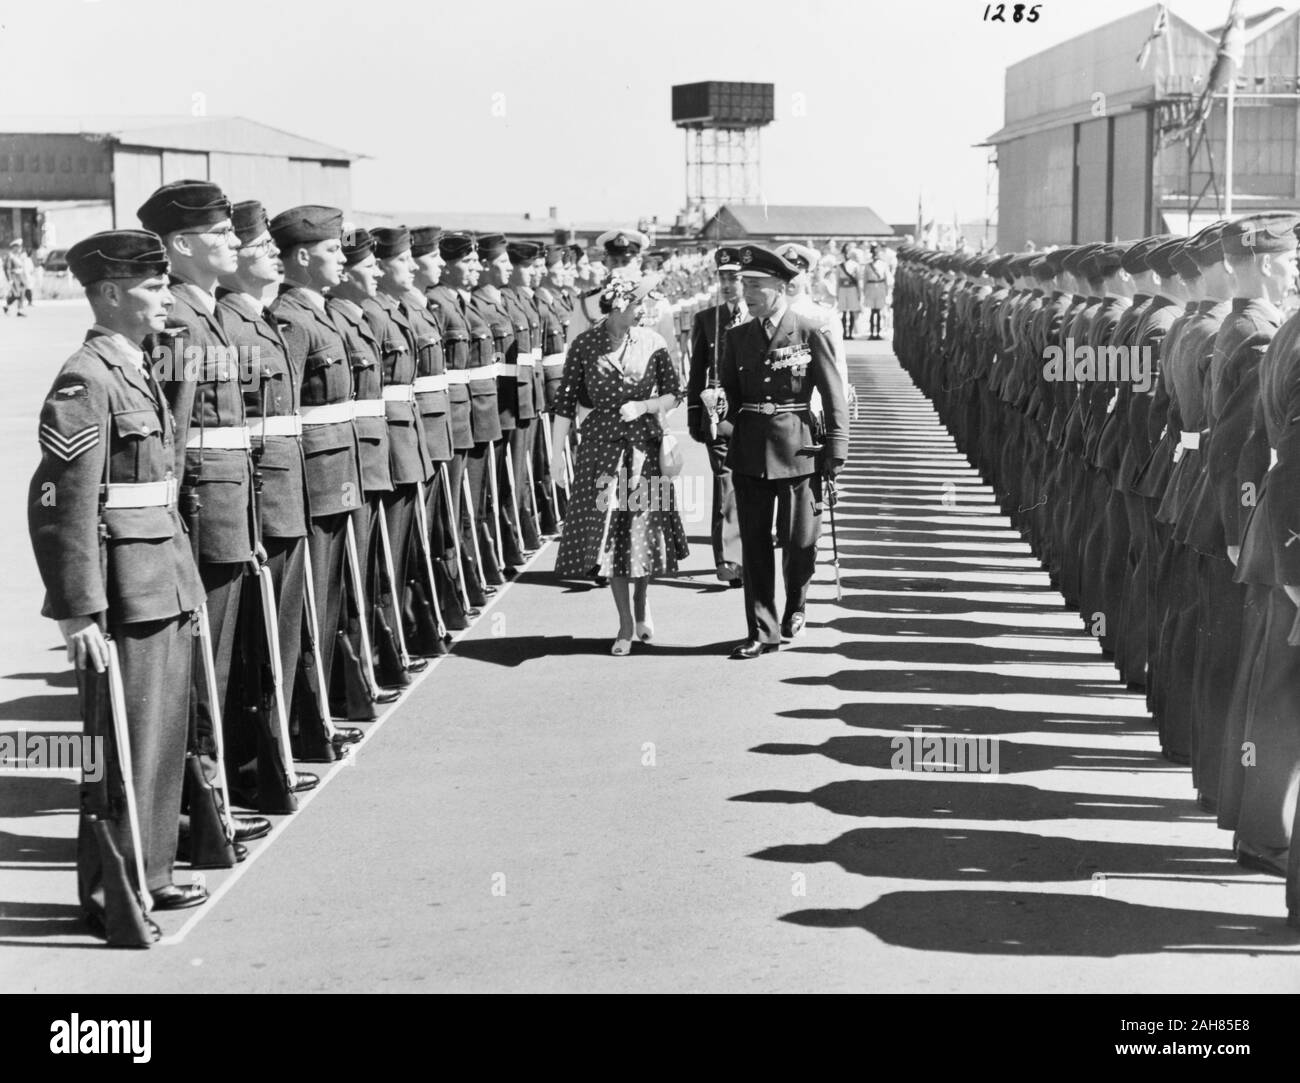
522, 436, 543, 541
439, 466, 475, 613
375, 502, 415, 670
250, 376, 297, 804
171, 323, 237, 862
485, 440, 506, 568
538, 414, 561, 529
411, 482, 450, 642
104, 638, 151, 914
342, 514, 382, 699
461, 470, 489, 591
299, 546, 341, 745
87, 415, 156, 944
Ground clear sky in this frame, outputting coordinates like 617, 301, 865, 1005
0, 0, 1263, 225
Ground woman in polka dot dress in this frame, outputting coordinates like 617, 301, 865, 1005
550, 273, 690, 654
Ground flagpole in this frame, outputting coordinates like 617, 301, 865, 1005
1224, 77, 1235, 215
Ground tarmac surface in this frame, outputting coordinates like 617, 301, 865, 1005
2, 301, 1299, 992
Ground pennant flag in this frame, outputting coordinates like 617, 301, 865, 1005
1189, 0, 1245, 135
1137, 3, 1169, 68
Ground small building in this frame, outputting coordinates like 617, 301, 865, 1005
0, 115, 361, 250
699, 203, 894, 243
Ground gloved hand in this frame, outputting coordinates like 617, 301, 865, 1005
619, 400, 648, 422
826, 457, 845, 479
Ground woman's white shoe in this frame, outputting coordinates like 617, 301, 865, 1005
611, 637, 633, 657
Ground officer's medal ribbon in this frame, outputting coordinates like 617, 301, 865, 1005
767, 344, 811, 374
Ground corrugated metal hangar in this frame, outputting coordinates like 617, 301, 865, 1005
985, 5, 1300, 249
0, 115, 359, 249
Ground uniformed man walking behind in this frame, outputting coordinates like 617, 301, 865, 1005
687, 245, 747, 586
719, 245, 849, 658
30, 230, 209, 942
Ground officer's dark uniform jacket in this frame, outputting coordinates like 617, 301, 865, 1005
719, 305, 849, 478
501, 285, 541, 423
269, 285, 363, 518
1079, 295, 1133, 465
152, 278, 254, 564
30, 329, 205, 622
1236, 309, 1300, 586
471, 284, 519, 431
1158, 299, 1230, 530
362, 292, 433, 486
216, 289, 309, 540
400, 290, 455, 462
427, 284, 501, 445
328, 295, 392, 496
533, 284, 570, 411
1183, 297, 1281, 557
1134, 299, 1199, 501
1094, 296, 1154, 477
688, 301, 746, 443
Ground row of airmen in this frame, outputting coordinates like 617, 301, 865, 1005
27, 177, 716, 945
892, 217, 1300, 927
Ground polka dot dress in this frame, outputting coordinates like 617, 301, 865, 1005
554, 321, 691, 579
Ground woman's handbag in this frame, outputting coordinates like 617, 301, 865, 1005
659, 433, 684, 478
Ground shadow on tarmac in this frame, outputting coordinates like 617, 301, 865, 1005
732, 777, 1203, 823
779, 890, 1300, 955
750, 734, 1178, 775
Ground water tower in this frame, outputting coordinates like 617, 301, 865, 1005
672, 81, 774, 228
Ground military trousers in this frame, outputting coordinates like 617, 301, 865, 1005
734, 472, 821, 644
705, 436, 743, 570
467, 441, 506, 584
1231, 586, 1300, 861
307, 512, 349, 694
79, 612, 192, 906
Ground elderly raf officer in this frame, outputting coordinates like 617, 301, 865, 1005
29, 230, 209, 938
719, 244, 849, 659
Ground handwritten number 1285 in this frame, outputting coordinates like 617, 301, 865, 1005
985, 3, 1041, 21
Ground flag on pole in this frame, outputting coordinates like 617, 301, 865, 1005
1137, 3, 1169, 68
1189, 0, 1245, 136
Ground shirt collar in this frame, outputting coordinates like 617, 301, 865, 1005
288, 285, 327, 312
90, 325, 147, 369
170, 277, 217, 315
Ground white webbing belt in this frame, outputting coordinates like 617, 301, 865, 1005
185, 426, 251, 450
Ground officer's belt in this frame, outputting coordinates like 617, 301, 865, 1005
542, 353, 567, 369
382, 385, 415, 403
739, 402, 808, 416
517, 351, 537, 367
300, 402, 356, 425
104, 476, 179, 509
249, 415, 302, 438
413, 374, 449, 393
1178, 430, 1201, 450
498, 363, 519, 376
354, 399, 386, 418
444, 370, 472, 385
467, 363, 500, 380
185, 425, 251, 450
